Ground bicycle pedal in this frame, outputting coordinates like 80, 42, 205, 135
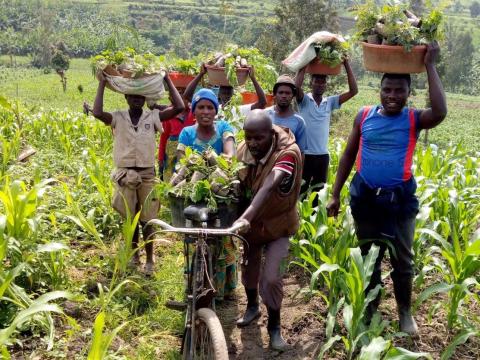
165, 300, 187, 311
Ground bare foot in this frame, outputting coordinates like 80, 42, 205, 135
128, 254, 141, 269
144, 261, 155, 277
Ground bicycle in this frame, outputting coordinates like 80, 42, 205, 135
150, 204, 248, 360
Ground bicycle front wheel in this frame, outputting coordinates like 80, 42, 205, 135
192, 307, 228, 360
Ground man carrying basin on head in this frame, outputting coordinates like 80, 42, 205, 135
326, 42, 447, 335
295, 58, 358, 194
232, 109, 302, 351
92, 72, 185, 276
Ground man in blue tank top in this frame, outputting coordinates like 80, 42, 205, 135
326, 41, 447, 335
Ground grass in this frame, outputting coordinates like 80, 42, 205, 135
0, 56, 126, 112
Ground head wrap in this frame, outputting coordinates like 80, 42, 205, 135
192, 88, 219, 114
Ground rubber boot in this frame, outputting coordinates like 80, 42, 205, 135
393, 275, 418, 335
236, 288, 261, 327
267, 307, 288, 351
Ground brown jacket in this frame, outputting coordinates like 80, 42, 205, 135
237, 125, 302, 243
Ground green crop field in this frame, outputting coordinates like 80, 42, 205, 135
1, 73, 479, 357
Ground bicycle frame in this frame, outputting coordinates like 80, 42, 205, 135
149, 218, 248, 359
183, 232, 217, 359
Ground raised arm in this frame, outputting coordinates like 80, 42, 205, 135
183, 63, 207, 103
92, 76, 113, 125
236, 169, 287, 224
222, 137, 236, 157
158, 72, 186, 121
326, 112, 361, 217
339, 59, 358, 105
294, 66, 306, 103
249, 66, 267, 110
418, 41, 447, 129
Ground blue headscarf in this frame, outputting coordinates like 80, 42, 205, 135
191, 88, 219, 114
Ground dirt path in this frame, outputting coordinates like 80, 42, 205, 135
216, 267, 480, 360
217, 272, 325, 359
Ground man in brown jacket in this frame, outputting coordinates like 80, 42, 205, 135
233, 109, 302, 351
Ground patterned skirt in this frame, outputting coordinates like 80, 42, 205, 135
215, 236, 238, 300
161, 136, 179, 181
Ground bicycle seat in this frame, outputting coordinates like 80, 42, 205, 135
183, 205, 218, 223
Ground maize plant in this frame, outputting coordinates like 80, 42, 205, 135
291, 187, 357, 304
0, 178, 55, 268
292, 140, 480, 358
319, 246, 383, 359
416, 226, 480, 329
0, 214, 71, 357
412, 145, 480, 329
82, 148, 115, 210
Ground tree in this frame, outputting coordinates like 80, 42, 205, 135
219, 0, 235, 44
51, 42, 70, 92
452, 0, 463, 13
30, 4, 55, 68
470, 1, 480, 18
437, 23, 475, 93
253, 0, 339, 64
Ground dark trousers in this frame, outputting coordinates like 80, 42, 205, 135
241, 237, 289, 311
301, 154, 329, 194
355, 214, 416, 296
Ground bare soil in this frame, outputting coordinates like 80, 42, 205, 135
217, 267, 480, 360
217, 273, 324, 360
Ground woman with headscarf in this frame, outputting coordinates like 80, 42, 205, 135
176, 88, 238, 301
177, 88, 235, 159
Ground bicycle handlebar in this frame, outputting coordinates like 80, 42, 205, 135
148, 218, 249, 244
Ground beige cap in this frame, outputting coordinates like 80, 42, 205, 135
273, 74, 296, 94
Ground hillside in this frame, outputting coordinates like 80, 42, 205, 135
102, 0, 480, 50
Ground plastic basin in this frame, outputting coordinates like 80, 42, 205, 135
306, 58, 342, 75
169, 71, 195, 88
241, 92, 274, 106
361, 42, 427, 74
206, 65, 249, 86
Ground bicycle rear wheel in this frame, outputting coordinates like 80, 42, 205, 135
191, 307, 228, 359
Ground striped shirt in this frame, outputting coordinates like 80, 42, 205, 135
273, 154, 296, 193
